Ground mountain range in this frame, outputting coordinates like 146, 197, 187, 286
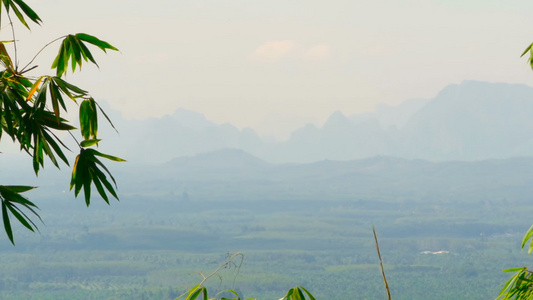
97, 80, 533, 164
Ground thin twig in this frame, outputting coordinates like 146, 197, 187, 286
6, 13, 17, 70
68, 130, 81, 149
373, 226, 392, 300
20, 35, 65, 73
197, 252, 244, 287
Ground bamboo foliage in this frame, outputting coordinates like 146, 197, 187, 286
0, 0, 123, 244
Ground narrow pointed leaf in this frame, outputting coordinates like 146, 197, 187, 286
3, 185, 36, 193
6, 203, 34, 232
11, 0, 41, 24
75, 33, 118, 51
299, 287, 316, 300
1, 201, 14, 244
92, 175, 109, 204
96, 102, 118, 133
88, 148, 126, 162
26, 76, 43, 100
80, 139, 101, 148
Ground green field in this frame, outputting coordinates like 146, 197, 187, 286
0, 193, 528, 300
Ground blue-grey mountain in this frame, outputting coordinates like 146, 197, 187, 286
97, 80, 533, 163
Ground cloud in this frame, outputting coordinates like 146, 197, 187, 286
251, 40, 298, 61
251, 41, 331, 62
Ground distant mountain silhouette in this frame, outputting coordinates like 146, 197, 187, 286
350, 98, 428, 129
98, 80, 533, 163
100, 108, 266, 163
400, 81, 533, 160
267, 80, 533, 162
263, 111, 395, 163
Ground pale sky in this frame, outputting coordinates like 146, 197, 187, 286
13, 0, 533, 138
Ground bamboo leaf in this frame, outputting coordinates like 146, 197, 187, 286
1, 201, 13, 244
96, 101, 118, 133
83, 171, 92, 206
79, 99, 92, 140
187, 285, 202, 300
42, 129, 70, 166
521, 43, 533, 57
80, 139, 101, 148
75, 33, 118, 51
6, 203, 34, 232
2, 185, 36, 193
87, 148, 126, 162
522, 224, 533, 253
8, 2, 29, 29
92, 174, 109, 204
26, 76, 43, 100
52, 77, 87, 96
92, 166, 118, 199
11, 0, 41, 25
299, 287, 316, 300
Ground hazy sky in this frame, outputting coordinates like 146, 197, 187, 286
14, 0, 533, 138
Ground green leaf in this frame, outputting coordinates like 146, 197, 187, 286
202, 287, 208, 300
92, 175, 109, 204
70, 148, 122, 205
70, 152, 86, 196
3, 185, 36, 193
522, 42, 533, 70
10, 0, 41, 26
49, 79, 63, 121
522, 224, 533, 254
504, 267, 528, 273
299, 287, 316, 300
497, 267, 531, 300
77, 39, 97, 65
52, 34, 118, 77
83, 171, 92, 206
1, 200, 13, 244
80, 139, 101, 147
95, 102, 118, 133
87, 148, 126, 162
75, 33, 118, 52
521, 43, 533, 57
92, 166, 118, 199
6, 203, 34, 232
187, 285, 202, 300
42, 130, 70, 166
52, 77, 87, 98
217, 289, 240, 300
280, 288, 294, 300
79, 98, 97, 140
53, 39, 68, 77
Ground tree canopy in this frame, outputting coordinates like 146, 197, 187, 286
0, 0, 123, 244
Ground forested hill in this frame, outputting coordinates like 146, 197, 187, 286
110, 149, 533, 203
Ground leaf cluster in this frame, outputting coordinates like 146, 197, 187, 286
178, 285, 255, 300
52, 34, 118, 78
522, 43, 533, 71
0, 0, 122, 244
498, 268, 533, 300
